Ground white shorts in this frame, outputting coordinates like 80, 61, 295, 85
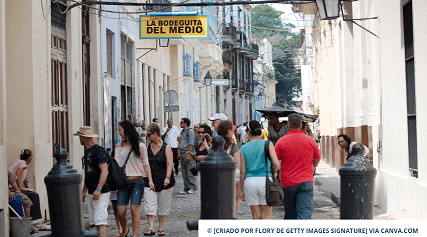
87, 192, 110, 226
144, 187, 173, 216
244, 177, 271, 206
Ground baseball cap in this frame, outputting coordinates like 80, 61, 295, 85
208, 113, 227, 121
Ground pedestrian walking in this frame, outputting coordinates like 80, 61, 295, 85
209, 113, 227, 136
275, 113, 321, 219
110, 191, 122, 237
217, 120, 242, 217
74, 126, 109, 237
161, 119, 180, 175
237, 122, 247, 147
266, 112, 288, 145
337, 134, 370, 160
178, 117, 197, 194
239, 120, 280, 219
144, 123, 175, 236
187, 124, 213, 163
140, 120, 147, 146
115, 120, 155, 237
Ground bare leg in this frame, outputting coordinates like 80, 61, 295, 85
249, 205, 262, 219
96, 225, 107, 237
24, 208, 30, 217
146, 215, 156, 232
130, 205, 140, 237
158, 215, 167, 231
117, 206, 128, 237
260, 205, 273, 219
114, 216, 122, 237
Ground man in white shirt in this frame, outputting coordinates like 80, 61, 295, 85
237, 122, 247, 147
162, 119, 181, 175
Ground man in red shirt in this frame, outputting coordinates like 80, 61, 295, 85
275, 113, 321, 219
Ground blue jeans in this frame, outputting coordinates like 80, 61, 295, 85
117, 179, 145, 206
282, 181, 314, 219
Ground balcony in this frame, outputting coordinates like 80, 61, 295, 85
221, 24, 239, 44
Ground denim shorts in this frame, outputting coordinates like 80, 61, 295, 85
117, 179, 145, 206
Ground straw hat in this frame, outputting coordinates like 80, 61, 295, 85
73, 126, 99, 138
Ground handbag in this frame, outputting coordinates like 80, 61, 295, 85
264, 141, 284, 206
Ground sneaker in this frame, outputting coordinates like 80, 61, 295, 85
179, 190, 189, 194
187, 189, 197, 194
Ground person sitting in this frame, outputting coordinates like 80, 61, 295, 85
337, 134, 370, 160
9, 149, 42, 227
8, 170, 33, 217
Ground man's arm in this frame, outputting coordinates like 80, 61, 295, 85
161, 127, 170, 140
93, 162, 108, 201
188, 129, 195, 153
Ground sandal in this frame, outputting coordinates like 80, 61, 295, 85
158, 230, 166, 236
144, 230, 156, 236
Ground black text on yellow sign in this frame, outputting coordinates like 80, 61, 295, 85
139, 15, 208, 39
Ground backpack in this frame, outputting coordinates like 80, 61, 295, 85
105, 146, 133, 191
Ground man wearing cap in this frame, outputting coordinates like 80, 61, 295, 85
74, 126, 109, 237
208, 113, 227, 137
266, 112, 289, 145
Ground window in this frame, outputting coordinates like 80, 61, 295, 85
51, 25, 69, 158
120, 35, 134, 120
106, 30, 113, 76
403, 0, 417, 177
142, 65, 146, 122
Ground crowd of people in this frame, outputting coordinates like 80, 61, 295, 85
7, 110, 368, 236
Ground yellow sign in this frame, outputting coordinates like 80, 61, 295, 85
139, 15, 208, 39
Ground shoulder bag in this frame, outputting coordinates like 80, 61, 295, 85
264, 141, 284, 206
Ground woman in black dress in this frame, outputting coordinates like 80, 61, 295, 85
143, 123, 175, 236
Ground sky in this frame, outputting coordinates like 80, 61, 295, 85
271, 3, 304, 30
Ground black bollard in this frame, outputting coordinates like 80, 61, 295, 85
339, 143, 377, 219
187, 136, 237, 230
44, 149, 98, 237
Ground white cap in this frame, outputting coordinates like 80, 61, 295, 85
208, 113, 227, 121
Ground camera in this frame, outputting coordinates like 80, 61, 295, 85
203, 135, 210, 142
190, 166, 198, 176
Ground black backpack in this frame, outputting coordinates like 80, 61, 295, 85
105, 146, 133, 191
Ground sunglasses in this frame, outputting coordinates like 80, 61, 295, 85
147, 132, 153, 137
197, 131, 206, 134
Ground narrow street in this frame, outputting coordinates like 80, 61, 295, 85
97, 160, 389, 237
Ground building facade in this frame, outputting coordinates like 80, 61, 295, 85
253, 38, 277, 120
219, 3, 259, 125
296, 0, 427, 219
1, 1, 105, 234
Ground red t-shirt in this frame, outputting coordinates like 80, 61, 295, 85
275, 130, 321, 188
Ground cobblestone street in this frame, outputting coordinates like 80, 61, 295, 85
101, 162, 344, 237
32, 160, 391, 237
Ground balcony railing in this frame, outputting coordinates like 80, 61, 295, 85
222, 24, 238, 42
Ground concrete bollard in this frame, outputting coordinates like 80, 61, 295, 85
339, 143, 377, 219
44, 149, 98, 237
187, 136, 237, 230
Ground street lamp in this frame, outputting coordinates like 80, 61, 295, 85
204, 71, 212, 86
258, 89, 264, 97
315, 0, 340, 20
159, 39, 169, 47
